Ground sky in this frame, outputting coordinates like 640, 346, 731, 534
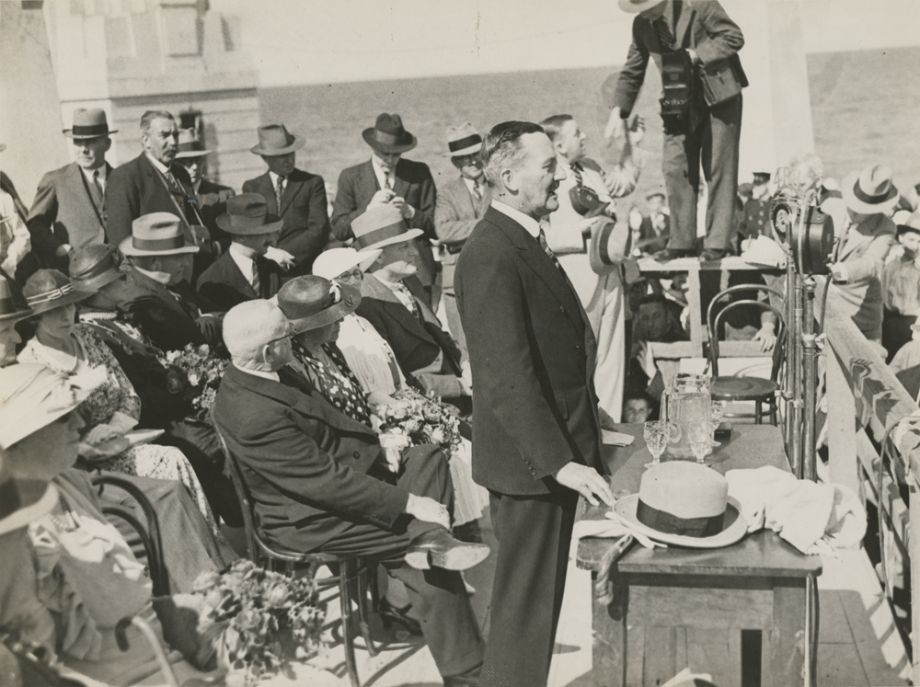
212, 0, 920, 86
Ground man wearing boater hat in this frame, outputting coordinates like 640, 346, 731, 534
434, 123, 490, 357
605, 0, 747, 261
822, 163, 899, 345
331, 113, 439, 305
241, 124, 330, 274
26, 108, 116, 270
196, 194, 286, 311
174, 128, 236, 249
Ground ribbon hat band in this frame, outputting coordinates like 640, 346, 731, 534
26, 283, 74, 307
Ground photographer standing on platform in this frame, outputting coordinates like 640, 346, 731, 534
605, 0, 747, 261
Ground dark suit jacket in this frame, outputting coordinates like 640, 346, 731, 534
195, 178, 236, 249
27, 162, 111, 266
331, 159, 438, 287
434, 176, 490, 289
241, 169, 329, 271
455, 207, 601, 495
122, 267, 212, 349
638, 213, 670, 252
356, 274, 463, 397
612, 0, 747, 120
105, 153, 200, 247
213, 365, 409, 552
195, 250, 284, 312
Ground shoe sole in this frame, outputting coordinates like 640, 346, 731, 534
404, 542, 490, 571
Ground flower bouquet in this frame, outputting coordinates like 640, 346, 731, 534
158, 343, 228, 420
190, 560, 326, 683
375, 387, 462, 460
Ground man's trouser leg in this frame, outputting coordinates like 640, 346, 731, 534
662, 119, 702, 251
702, 95, 743, 251
481, 490, 577, 687
318, 447, 485, 678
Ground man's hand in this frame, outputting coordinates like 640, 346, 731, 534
604, 106, 626, 141
686, 48, 701, 65
554, 462, 613, 507
369, 189, 394, 207
389, 195, 416, 220
753, 323, 777, 352
405, 494, 450, 530
627, 115, 646, 146
829, 263, 848, 283
264, 246, 296, 270
196, 313, 222, 343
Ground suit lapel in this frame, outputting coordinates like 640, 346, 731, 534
393, 160, 410, 198
69, 163, 106, 230
279, 173, 305, 217
221, 253, 258, 298
361, 161, 380, 201
362, 275, 432, 343
252, 173, 277, 215
672, 0, 692, 48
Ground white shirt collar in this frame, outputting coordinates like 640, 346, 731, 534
233, 362, 280, 383
268, 170, 286, 187
463, 176, 483, 195
144, 152, 170, 175
370, 157, 395, 190
491, 200, 542, 238
228, 243, 257, 285
80, 164, 107, 186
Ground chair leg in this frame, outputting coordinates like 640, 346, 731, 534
339, 565, 361, 687
770, 399, 778, 426
754, 401, 762, 424
355, 563, 378, 657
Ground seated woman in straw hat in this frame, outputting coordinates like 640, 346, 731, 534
17, 269, 220, 536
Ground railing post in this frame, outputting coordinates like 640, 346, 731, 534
910, 482, 920, 682
802, 277, 818, 481
826, 348, 859, 494
791, 271, 804, 477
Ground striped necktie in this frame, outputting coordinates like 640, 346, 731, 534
537, 223, 562, 271
571, 161, 585, 188
275, 175, 285, 213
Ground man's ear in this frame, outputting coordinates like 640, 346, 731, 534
500, 167, 517, 194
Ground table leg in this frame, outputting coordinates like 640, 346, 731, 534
765, 581, 807, 686
591, 571, 627, 687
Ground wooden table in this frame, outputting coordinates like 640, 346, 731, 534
577, 424, 822, 687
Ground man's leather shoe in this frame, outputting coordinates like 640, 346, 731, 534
404, 529, 490, 571
700, 248, 727, 261
653, 248, 694, 261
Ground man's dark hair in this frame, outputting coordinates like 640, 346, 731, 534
481, 121, 544, 188
539, 114, 573, 142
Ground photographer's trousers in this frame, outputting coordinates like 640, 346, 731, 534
663, 94, 742, 252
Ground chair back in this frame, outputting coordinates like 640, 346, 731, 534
210, 415, 262, 564
706, 284, 786, 380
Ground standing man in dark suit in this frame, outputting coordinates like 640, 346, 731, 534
241, 124, 329, 275
26, 108, 116, 270
196, 194, 285, 312
455, 121, 613, 686
434, 123, 490, 358
331, 113, 438, 305
638, 190, 670, 253
605, 0, 747, 261
173, 128, 236, 250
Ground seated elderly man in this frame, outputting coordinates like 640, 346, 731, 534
213, 299, 486, 686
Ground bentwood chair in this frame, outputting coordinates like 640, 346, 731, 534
212, 421, 379, 687
706, 284, 787, 424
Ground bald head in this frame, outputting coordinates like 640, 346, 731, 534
222, 300, 292, 371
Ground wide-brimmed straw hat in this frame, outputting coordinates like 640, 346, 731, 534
22, 269, 90, 317
446, 123, 482, 158
0, 362, 105, 450
588, 217, 631, 275
613, 462, 747, 548
70, 244, 125, 293
351, 205, 422, 251
897, 210, 920, 237
362, 113, 417, 154
250, 124, 305, 157
276, 276, 360, 334
842, 164, 899, 215
312, 247, 382, 281
216, 194, 284, 236
62, 108, 117, 139
174, 128, 211, 159
618, 0, 665, 13
119, 212, 200, 257
0, 275, 31, 323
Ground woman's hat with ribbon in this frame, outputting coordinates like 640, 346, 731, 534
69, 244, 125, 293
312, 247, 382, 281
216, 194, 284, 236
119, 212, 200, 257
62, 108, 117, 139
0, 274, 31, 323
174, 128, 211, 159
276, 275, 360, 334
250, 123, 305, 157
613, 462, 747, 548
842, 164, 899, 215
351, 205, 422, 251
22, 269, 90, 317
446, 123, 482, 158
0, 362, 104, 450
362, 113, 417, 154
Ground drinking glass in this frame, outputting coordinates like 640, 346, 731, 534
688, 424, 711, 465
643, 420, 669, 467
710, 401, 726, 447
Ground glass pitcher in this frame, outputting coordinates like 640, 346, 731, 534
662, 373, 712, 459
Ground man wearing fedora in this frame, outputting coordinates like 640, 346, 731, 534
26, 108, 115, 270
434, 123, 490, 357
352, 205, 471, 405
106, 111, 216, 261
605, 0, 747, 261
332, 113, 439, 305
174, 128, 236, 250
196, 194, 286, 312
241, 124, 330, 274
456, 121, 613, 686
822, 164, 899, 345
